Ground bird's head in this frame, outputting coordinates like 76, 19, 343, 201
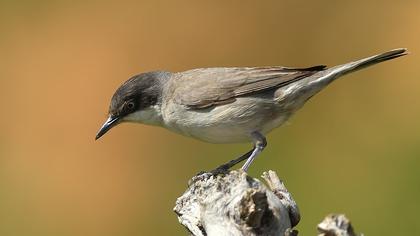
95, 71, 169, 140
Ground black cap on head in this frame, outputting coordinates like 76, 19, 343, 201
95, 71, 170, 140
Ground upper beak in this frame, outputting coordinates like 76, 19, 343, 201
95, 116, 120, 140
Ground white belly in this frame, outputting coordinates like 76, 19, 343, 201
161, 96, 293, 143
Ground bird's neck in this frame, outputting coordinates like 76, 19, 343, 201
123, 103, 164, 126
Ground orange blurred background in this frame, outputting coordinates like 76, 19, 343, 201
1, 1, 419, 235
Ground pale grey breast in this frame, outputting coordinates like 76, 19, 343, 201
160, 66, 324, 143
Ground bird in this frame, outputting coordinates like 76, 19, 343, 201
96, 48, 407, 172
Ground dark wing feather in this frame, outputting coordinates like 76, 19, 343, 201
172, 66, 326, 109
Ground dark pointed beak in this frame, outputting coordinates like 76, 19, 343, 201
95, 116, 120, 140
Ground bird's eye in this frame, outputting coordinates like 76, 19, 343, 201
126, 101, 135, 110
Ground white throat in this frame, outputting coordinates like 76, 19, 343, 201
122, 104, 163, 126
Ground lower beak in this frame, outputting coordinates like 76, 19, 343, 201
95, 116, 120, 140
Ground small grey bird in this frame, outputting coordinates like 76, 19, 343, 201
96, 48, 407, 171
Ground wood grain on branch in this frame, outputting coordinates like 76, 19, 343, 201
174, 170, 299, 236
174, 169, 361, 236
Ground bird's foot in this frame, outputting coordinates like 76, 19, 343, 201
210, 164, 230, 176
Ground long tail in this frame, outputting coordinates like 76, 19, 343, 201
286, 48, 408, 106
304, 48, 407, 91
327, 48, 408, 77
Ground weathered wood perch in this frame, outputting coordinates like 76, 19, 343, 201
174, 169, 361, 236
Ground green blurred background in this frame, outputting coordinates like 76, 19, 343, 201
0, 0, 419, 235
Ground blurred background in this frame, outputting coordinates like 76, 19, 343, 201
1, 0, 419, 235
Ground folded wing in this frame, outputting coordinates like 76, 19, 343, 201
172, 66, 326, 109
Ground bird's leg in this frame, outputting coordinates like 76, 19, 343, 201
241, 131, 267, 172
211, 149, 254, 173
211, 131, 267, 174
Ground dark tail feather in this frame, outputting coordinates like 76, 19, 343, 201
332, 48, 408, 77
295, 48, 408, 100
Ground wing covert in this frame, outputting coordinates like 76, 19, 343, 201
171, 66, 326, 109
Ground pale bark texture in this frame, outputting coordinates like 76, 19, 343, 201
174, 170, 361, 236
317, 214, 361, 236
